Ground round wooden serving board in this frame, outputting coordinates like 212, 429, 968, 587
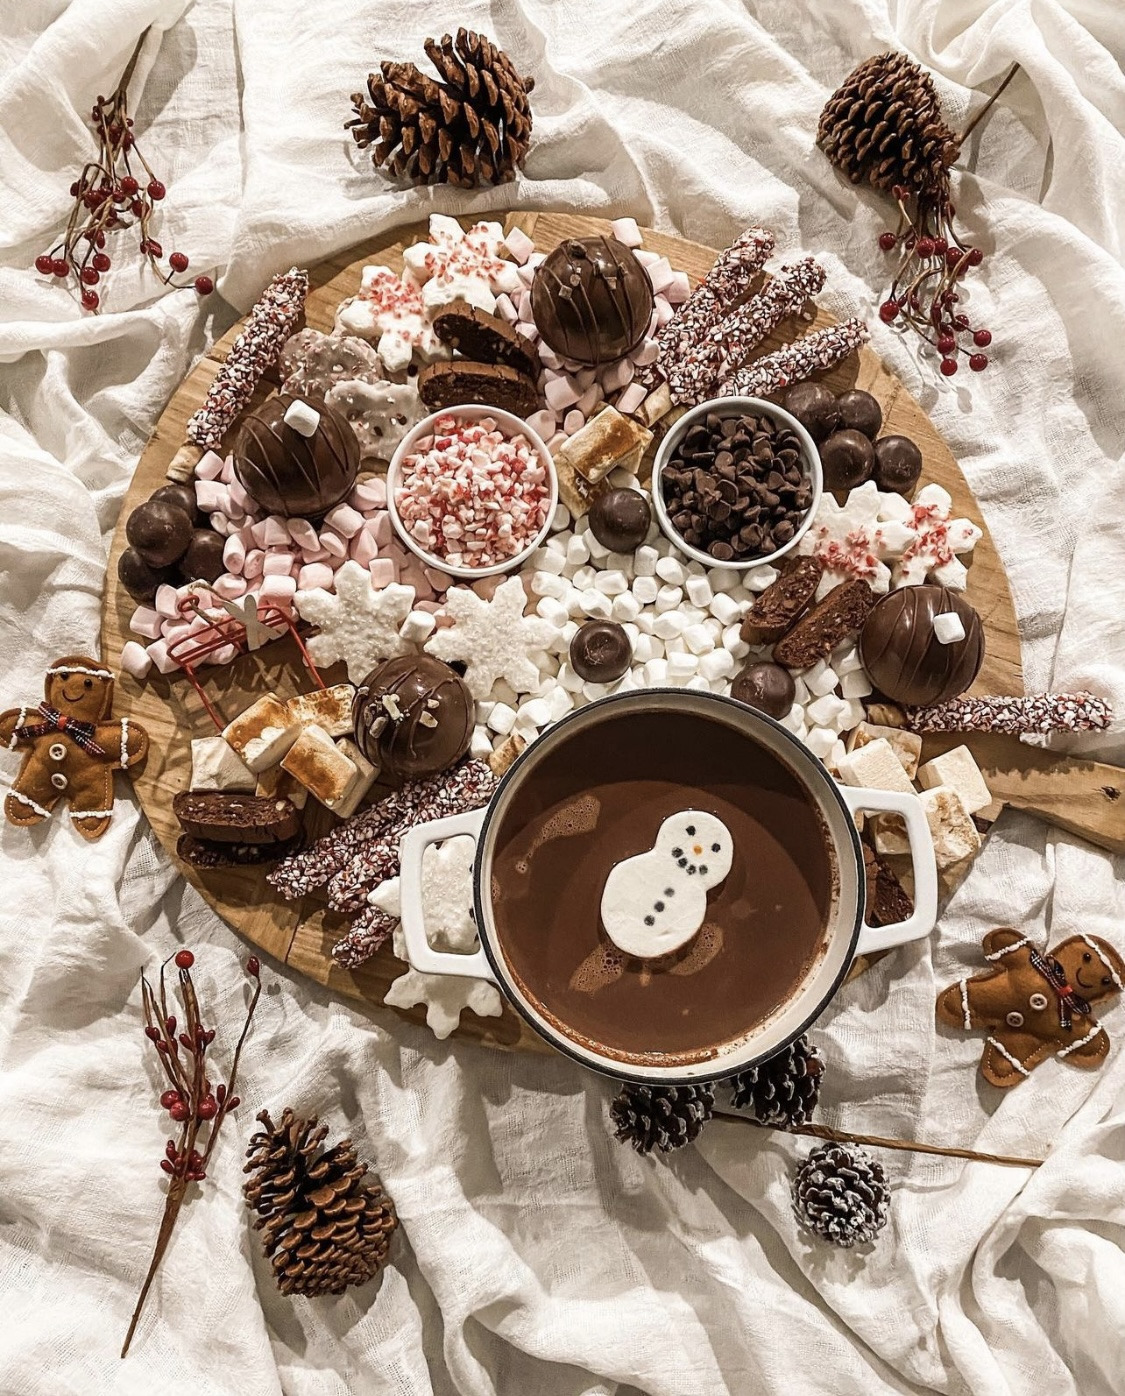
102, 211, 1028, 1056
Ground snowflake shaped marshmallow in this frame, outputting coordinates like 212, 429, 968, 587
384, 928, 503, 1039
335, 265, 447, 373
401, 215, 511, 314
799, 481, 914, 595
297, 560, 415, 681
367, 835, 478, 952
883, 484, 983, 590
426, 576, 557, 699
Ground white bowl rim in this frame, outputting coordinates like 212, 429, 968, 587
386, 403, 559, 580
650, 395, 824, 572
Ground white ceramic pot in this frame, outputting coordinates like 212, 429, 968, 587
399, 690, 937, 1083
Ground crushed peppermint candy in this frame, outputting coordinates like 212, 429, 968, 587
395, 414, 552, 569
905, 692, 1113, 735
185, 268, 308, 450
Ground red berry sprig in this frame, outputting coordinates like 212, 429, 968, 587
874, 184, 991, 377
31, 29, 213, 314
123, 951, 262, 1357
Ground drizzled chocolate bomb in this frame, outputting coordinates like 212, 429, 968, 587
234, 393, 359, 519
530, 236, 654, 367
352, 654, 473, 780
861, 585, 983, 706
661, 410, 814, 561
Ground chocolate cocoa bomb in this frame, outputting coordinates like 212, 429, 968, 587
873, 435, 923, 495
234, 393, 359, 519
125, 498, 193, 567
860, 585, 984, 706
730, 661, 796, 719
117, 547, 176, 604
782, 382, 841, 443
588, 488, 652, 553
819, 429, 876, 491
835, 389, 883, 440
149, 482, 200, 520
530, 237, 654, 367
181, 528, 227, 583
353, 654, 473, 780
569, 620, 632, 682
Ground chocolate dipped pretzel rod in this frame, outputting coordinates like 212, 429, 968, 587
668, 256, 828, 404
904, 691, 1113, 735
715, 317, 869, 400
657, 226, 775, 385
186, 268, 309, 451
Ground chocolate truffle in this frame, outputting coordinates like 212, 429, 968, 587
353, 655, 473, 780
730, 661, 796, 719
125, 498, 194, 567
149, 482, 200, 520
860, 585, 984, 706
835, 389, 883, 440
872, 435, 923, 495
588, 488, 652, 552
181, 528, 227, 583
569, 620, 632, 683
234, 393, 359, 519
530, 237, 654, 367
117, 547, 176, 604
782, 382, 841, 443
819, 429, 876, 491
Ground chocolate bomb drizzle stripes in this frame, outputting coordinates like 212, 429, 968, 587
715, 318, 871, 399
186, 269, 309, 451
668, 257, 827, 403
904, 692, 1113, 735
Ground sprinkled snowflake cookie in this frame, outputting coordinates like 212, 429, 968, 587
297, 560, 415, 680
425, 575, 557, 698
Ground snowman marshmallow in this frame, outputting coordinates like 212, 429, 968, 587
600, 810, 734, 960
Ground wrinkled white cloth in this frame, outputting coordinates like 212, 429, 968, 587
2, 2, 1125, 1393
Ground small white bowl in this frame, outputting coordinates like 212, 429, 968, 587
387, 404, 559, 581
651, 396, 823, 571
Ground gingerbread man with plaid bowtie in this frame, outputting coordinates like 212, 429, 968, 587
937, 927, 1125, 1088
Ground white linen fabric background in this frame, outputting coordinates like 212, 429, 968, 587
1, 1, 1124, 1392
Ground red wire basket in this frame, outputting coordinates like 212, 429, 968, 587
166, 593, 326, 732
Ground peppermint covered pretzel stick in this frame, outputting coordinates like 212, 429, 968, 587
658, 227, 774, 387
905, 692, 1113, 735
715, 317, 869, 400
186, 268, 309, 451
669, 256, 827, 404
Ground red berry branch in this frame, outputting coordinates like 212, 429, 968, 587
33, 28, 213, 313
122, 949, 262, 1358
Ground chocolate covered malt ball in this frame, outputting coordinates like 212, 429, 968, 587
117, 547, 177, 604
819, 429, 875, 491
126, 498, 193, 567
149, 483, 200, 520
181, 528, 227, 583
353, 654, 473, 780
782, 382, 841, 443
872, 435, 923, 495
588, 488, 652, 553
569, 620, 632, 682
835, 389, 883, 440
730, 661, 796, 718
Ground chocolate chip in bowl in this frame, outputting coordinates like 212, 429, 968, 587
651, 396, 823, 570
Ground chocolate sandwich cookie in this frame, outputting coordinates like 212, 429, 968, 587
432, 301, 540, 380
417, 360, 540, 419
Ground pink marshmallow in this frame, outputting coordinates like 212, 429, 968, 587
244, 549, 265, 581
544, 375, 581, 413
220, 454, 237, 485
320, 530, 347, 559
633, 249, 660, 269
616, 382, 647, 416
259, 574, 297, 604
129, 606, 163, 639
525, 410, 556, 441
610, 217, 643, 248
655, 295, 675, 327
349, 477, 387, 511
666, 270, 692, 305
415, 600, 441, 614
299, 545, 331, 564
368, 558, 396, 588
249, 520, 270, 547
600, 357, 635, 393
517, 263, 537, 288
504, 227, 535, 264
209, 511, 232, 536
194, 479, 226, 512
645, 258, 675, 294
538, 342, 564, 371
371, 512, 393, 547
631, 338, 660, 367
350, 529, 379, 567
145, 639, 179, 675
212, 573, 247, 599
287, 517, 319, 550
223, 533, 246, 574
261, 516, 290, 548
323, 503, 364, 538
563, 408, 586, 435
120, 640, 152, 681
494, 293, 518, 323
423, 566, 452, 593
207, 644, 239, 666
228, 478, 255, 514
263, 552, 294, 576
297, 562, 334, 592
547, 431, 568, 453
194, 450, 225, 481
577, 383, 602, 416
326, 550, 348, 570
154, 584, 182, 619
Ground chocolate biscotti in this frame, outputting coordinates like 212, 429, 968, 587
417, 360, 540, 418
772, 579, 876, 669
740, 556, 825, 645
432, 301, 539, 379
172, 791, 302, 845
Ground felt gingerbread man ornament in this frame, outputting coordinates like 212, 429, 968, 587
937, 928, 1125, 1088
0, 656, 149, 840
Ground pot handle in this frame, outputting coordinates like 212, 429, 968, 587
398, 807, 497, 984
840, 786, 938, 957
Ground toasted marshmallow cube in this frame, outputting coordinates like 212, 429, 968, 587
834, 737, 916, 794
920, 786, 982, 868
916, 745, 992, 814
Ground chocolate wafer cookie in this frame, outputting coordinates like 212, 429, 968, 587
418, 361, 540, 418
432, 301, 539, 379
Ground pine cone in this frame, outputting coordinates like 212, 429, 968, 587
347, 28, 534, 188
792, 1142, 889, 1248
610, 1083, 715, 1154
817, 51, 960, 200
727, 1036, 823, 1127
243, 1108, 398, 1296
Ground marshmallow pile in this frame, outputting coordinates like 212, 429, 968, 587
394, 415, 551, 569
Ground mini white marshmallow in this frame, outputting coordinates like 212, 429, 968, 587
530, 571, 568, 600
633, 545, 659, 577
652, 612, 686, 640
667, 652, 699, 681
834, 644, 864, 676
470, 725, 494, 760
594, 570, 629, 596
566, 534, 591, 568
698, 649, 736, 682
683, 624, 715, 655
579, 589, 612, 619
840, 670, 873, 699
806, 666, 839, 698
644, 658, 669, 686
654, 585, 683, 613
804, 727, 837, 760
707, 593, 741, 628
487, 703, 517, 735
282, 398, 321, 437
933, 612, 967, 645
655, 556, 686, 586
685, 575, 713, 607
536, 596, 570, 628
399, 610, 436, 644
558, 662, 585, 693
611, 591, 642, 623
632, 575, 659, 605
805, 694, 849, 729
